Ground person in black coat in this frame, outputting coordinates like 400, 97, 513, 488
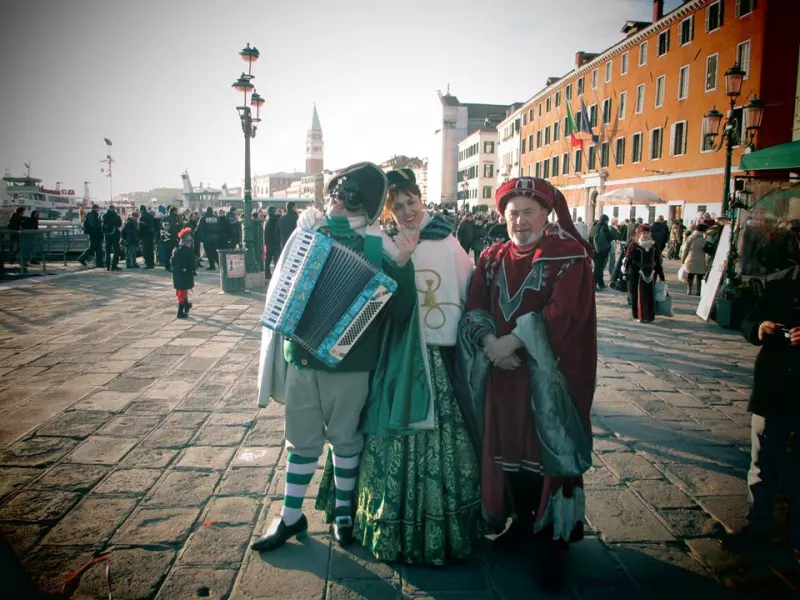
195, 207, 221, 270
160, 206, 180, 271
723, 272, 800, 553
121, 211, 140, 268
264, 206, 281, 277
101, 205, 123, 271
278, 202, 299, 251
171, 227, 196, 319
79, 204, 104, 267
650, 216, 670, 254
138, 205, 156, 268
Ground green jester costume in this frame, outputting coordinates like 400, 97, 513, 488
253, 163, 418, 552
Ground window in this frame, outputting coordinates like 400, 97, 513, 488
605, 61, 612, 83
658, 30, 670, 56
543, 160, 550, 179
522, 113, 527, 126
483, 141, 495, 153
631, 132, 643, 163
589, 104, 598, 128
701, 127, 715, 152
650, 127, 664, 160
552, 156, 559, 177
655, 75, 666, 107
536, 130, 542, 148
591, 69, 598, 90
671, 120, 687, 156
680, 16, 695, 45
639, 41, 648, 66
577, 77, 585, 95
736, 0, 755, 18
574, 149, 583, 172
600, 142, 610, 168
621, 52, 629, 75
706, 1, 724, 31
631, 207, 637, 220
555, 91, 561, 108
737, 40, 751, 79
528, 108, 533, 121
538, 103, 542, 117
482, 186, 492, 199
615, 137, 625, 166
648, 206, 656, 223
535, 162, 542, 177
678, 65, 690, 100
618, 91, 627, 120
564, 117, 569, 136
588, 145, 597, 170
566, 84, 572, 101
553, 122, 560, 141
562, 153, 569, 175
635, 84, 645, 114
546, 97, 552, 112
527, 134, 533, 152
602, 99, 612, 124
705, 54, 718, 92
483, 164, 494, 178
545, 126, 551, 145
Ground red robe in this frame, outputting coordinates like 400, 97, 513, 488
464, 224, 596, 540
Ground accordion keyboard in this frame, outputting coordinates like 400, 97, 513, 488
261, 230, 315, 331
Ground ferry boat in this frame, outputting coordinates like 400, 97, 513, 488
1, 169, 84, 227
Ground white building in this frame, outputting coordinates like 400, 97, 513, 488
495, 103, 524, 188
412, 160, 428, 204
428, 90, 510, 206
457, 127, 499, 210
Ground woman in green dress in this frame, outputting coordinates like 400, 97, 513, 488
317, 168, 482, 565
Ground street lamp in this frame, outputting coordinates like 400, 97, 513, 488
702, 63, 766, 281
231, 42, 264, 275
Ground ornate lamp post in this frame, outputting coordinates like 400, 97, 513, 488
702, 63, 766, 280
231, 42, 265, 274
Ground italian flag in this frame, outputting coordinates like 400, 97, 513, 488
566, 103, 583, 148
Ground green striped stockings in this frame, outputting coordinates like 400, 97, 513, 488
332, 452, 359, 511
280, 452, 318, 526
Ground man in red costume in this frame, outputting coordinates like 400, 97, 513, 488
458, 177, 596, 593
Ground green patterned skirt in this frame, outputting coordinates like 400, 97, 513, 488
315, 346, 483, 565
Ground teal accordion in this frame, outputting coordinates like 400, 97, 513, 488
260, 228, 397, 367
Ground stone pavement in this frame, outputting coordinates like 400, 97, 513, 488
0, 262, 797, 599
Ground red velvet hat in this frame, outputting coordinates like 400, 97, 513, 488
496, 177, 592, 255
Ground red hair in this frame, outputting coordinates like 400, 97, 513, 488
177, 227, 193, 239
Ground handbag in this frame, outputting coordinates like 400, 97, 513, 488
654, 281, 668, 302
677, 265, 688, 283
655, 294, 673, 317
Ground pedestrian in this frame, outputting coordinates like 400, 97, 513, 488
160, 206, 180, 271
456, 212, 475, 254
681, 223, 708, 296
101, 204, 123, 271
316, 167, 481, 565
607, 218, 619, 279
195, 207, 221, 270
592, 214, 617, 290
78, 204, 103, 267
459, 177, 596, 594
8, 207, 24, 261
171, 227, 195, 319
138, 205, 156, 268
651, 215, 670, 255
252, 162, 418, 552
121, 211, 140, 268
624, 225, 665, 323
574, 216, 589, 240
264, 206, 281, 278
278, 201, 299, 251
722, 269, 800, 556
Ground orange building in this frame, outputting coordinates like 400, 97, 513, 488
518, 0, 799, 225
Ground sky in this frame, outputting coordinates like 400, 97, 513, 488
0, 0, 683, 198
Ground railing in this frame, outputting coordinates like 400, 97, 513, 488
0, 227, 91, 274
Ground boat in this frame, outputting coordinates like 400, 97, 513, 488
1, 169, 85, 227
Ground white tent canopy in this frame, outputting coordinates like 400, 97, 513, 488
596, 187, 666, 205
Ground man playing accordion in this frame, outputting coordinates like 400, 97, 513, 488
253, 162, 419, 551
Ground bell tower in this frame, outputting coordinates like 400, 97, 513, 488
305, 103, 324, 175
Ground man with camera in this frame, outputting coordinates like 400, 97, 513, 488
723, 270, 800, 555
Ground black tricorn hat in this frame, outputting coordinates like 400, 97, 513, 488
326, 162, 388, 224
386, 168, 417, 187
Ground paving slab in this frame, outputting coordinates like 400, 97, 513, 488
75, 547, 176, 599
156, 567, 237, 600
40, 497, 137, 546
112, 506, 201, 546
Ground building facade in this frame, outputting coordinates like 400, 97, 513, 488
429, 90, 510, 206
495, 104, 525, 188
305, 104, 324, 175
252, 172, 304, 198
518, 0, 800, 225
457, 128, 499, 209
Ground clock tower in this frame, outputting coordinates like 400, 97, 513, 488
305, 104, 324, 175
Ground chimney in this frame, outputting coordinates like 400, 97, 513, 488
575, 51, 586, 69
652, 0, 664, 22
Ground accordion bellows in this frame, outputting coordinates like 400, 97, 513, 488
260, 229, 397, 367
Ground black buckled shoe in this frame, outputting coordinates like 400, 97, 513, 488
251, 515, 308, 552
333, 509, 354, 547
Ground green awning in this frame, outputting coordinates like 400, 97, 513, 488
740, 140, 800, 171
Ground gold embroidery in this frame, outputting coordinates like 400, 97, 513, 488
415, 269, 460, 330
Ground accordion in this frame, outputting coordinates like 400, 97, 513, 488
260, 228, 397, 367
